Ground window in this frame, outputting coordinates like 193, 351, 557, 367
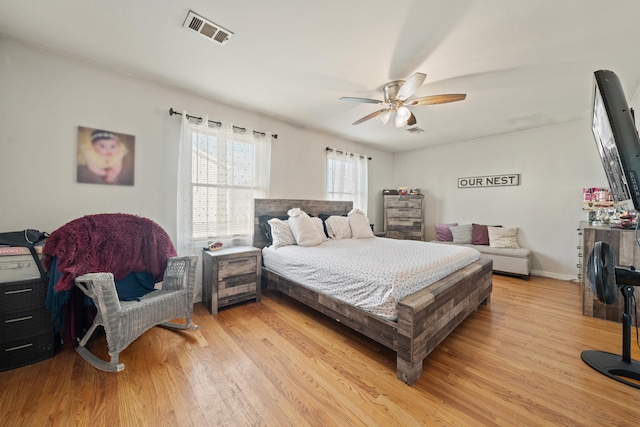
178, 117, 271, 253
325, 149, 368, 211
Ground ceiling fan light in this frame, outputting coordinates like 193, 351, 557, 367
395, 106, 411, 127
378, 110, 391, 125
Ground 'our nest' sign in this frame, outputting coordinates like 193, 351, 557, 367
458, 174, 520, 189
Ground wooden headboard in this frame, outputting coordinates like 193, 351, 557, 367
253, 198, 353, 248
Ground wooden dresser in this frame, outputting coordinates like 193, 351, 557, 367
579, 222, 640, 323
202, 246, 261, 314
383, 194, 424, 240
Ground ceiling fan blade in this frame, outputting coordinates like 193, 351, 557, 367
407, 111, 417, 126
340, 97, 384, 104
397, 72, 427, 101
407, 93, 467, 106
352, 108, 388, 125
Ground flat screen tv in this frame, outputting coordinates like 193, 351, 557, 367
592, 69, 640, 211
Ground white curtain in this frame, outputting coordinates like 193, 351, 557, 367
177, 112, 271, 300
325, 149, 368, 211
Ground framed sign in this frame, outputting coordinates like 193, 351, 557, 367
458, 174, 520, 188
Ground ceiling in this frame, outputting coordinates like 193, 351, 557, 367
2, 0, 640, 152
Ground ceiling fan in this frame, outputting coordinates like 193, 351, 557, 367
340, 72, 466, 128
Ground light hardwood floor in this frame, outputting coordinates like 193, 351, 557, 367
1, 274, 639, 426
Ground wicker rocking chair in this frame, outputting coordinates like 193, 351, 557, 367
73, 255, 198, 372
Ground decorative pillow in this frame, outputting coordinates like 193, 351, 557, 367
325, 215, 352, 239
449, 224, 473, 244
472, 224, 488, 245
259, 214, 288, 245
318, 213, 343, 238
310, 217, 329, 242
348, 208, 374, 239
435, 223, 458, 241
287, 208, 323, 247
472, 223, 502, 245
267, 218, 296, 249
488, 226, 519, 248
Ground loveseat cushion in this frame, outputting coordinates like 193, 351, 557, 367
473, 244, 530, 258
430, 241, 530, 258
430, 240, 530, 277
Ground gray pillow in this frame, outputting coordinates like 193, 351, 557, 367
450, 224, 473, 244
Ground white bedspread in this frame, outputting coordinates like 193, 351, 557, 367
262, 238, 480, 321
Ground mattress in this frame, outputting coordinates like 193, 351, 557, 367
262, 237, 480, 321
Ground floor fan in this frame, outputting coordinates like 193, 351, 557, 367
582, 241, 640, 389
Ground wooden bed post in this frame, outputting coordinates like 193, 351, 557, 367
395, 259, 493, 385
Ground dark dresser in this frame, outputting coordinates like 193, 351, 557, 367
0, 253, 55, 371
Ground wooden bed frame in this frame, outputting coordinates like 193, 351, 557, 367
253, 198, 493, 385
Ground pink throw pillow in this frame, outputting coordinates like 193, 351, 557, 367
472, 223, 502, 245
435, 223, 458, 241
471, 224, 490, 245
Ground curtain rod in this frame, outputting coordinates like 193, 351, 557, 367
325, 146, 372, 160
169, 108, 277, 139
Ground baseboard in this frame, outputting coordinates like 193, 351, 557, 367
530, 269, 578, 282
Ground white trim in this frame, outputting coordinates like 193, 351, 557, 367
530, 269, 578, 282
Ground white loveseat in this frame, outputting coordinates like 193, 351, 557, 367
430, 223, 531, 279
431, 240, 530, 279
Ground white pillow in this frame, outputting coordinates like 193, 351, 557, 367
348, 208, 374, 239
325, 215, 352, 239
267, 218, 296, 249
287, 208, 323, 247
488, 226, 519, 248
310, 217, 328, 242
450, 224, 472, 244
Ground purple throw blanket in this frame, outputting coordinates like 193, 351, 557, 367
43, 214, 177, 291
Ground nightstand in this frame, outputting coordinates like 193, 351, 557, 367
202, 246, 261, 314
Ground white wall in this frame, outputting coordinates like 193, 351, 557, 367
0, 38, 393, 241
393, 121, 610, 280
3, 37, 628, 281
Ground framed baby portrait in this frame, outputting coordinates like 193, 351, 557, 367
77, 126, 135, 186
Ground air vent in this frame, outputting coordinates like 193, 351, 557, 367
406, 127, 424, 133
183, 10, 233, 46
